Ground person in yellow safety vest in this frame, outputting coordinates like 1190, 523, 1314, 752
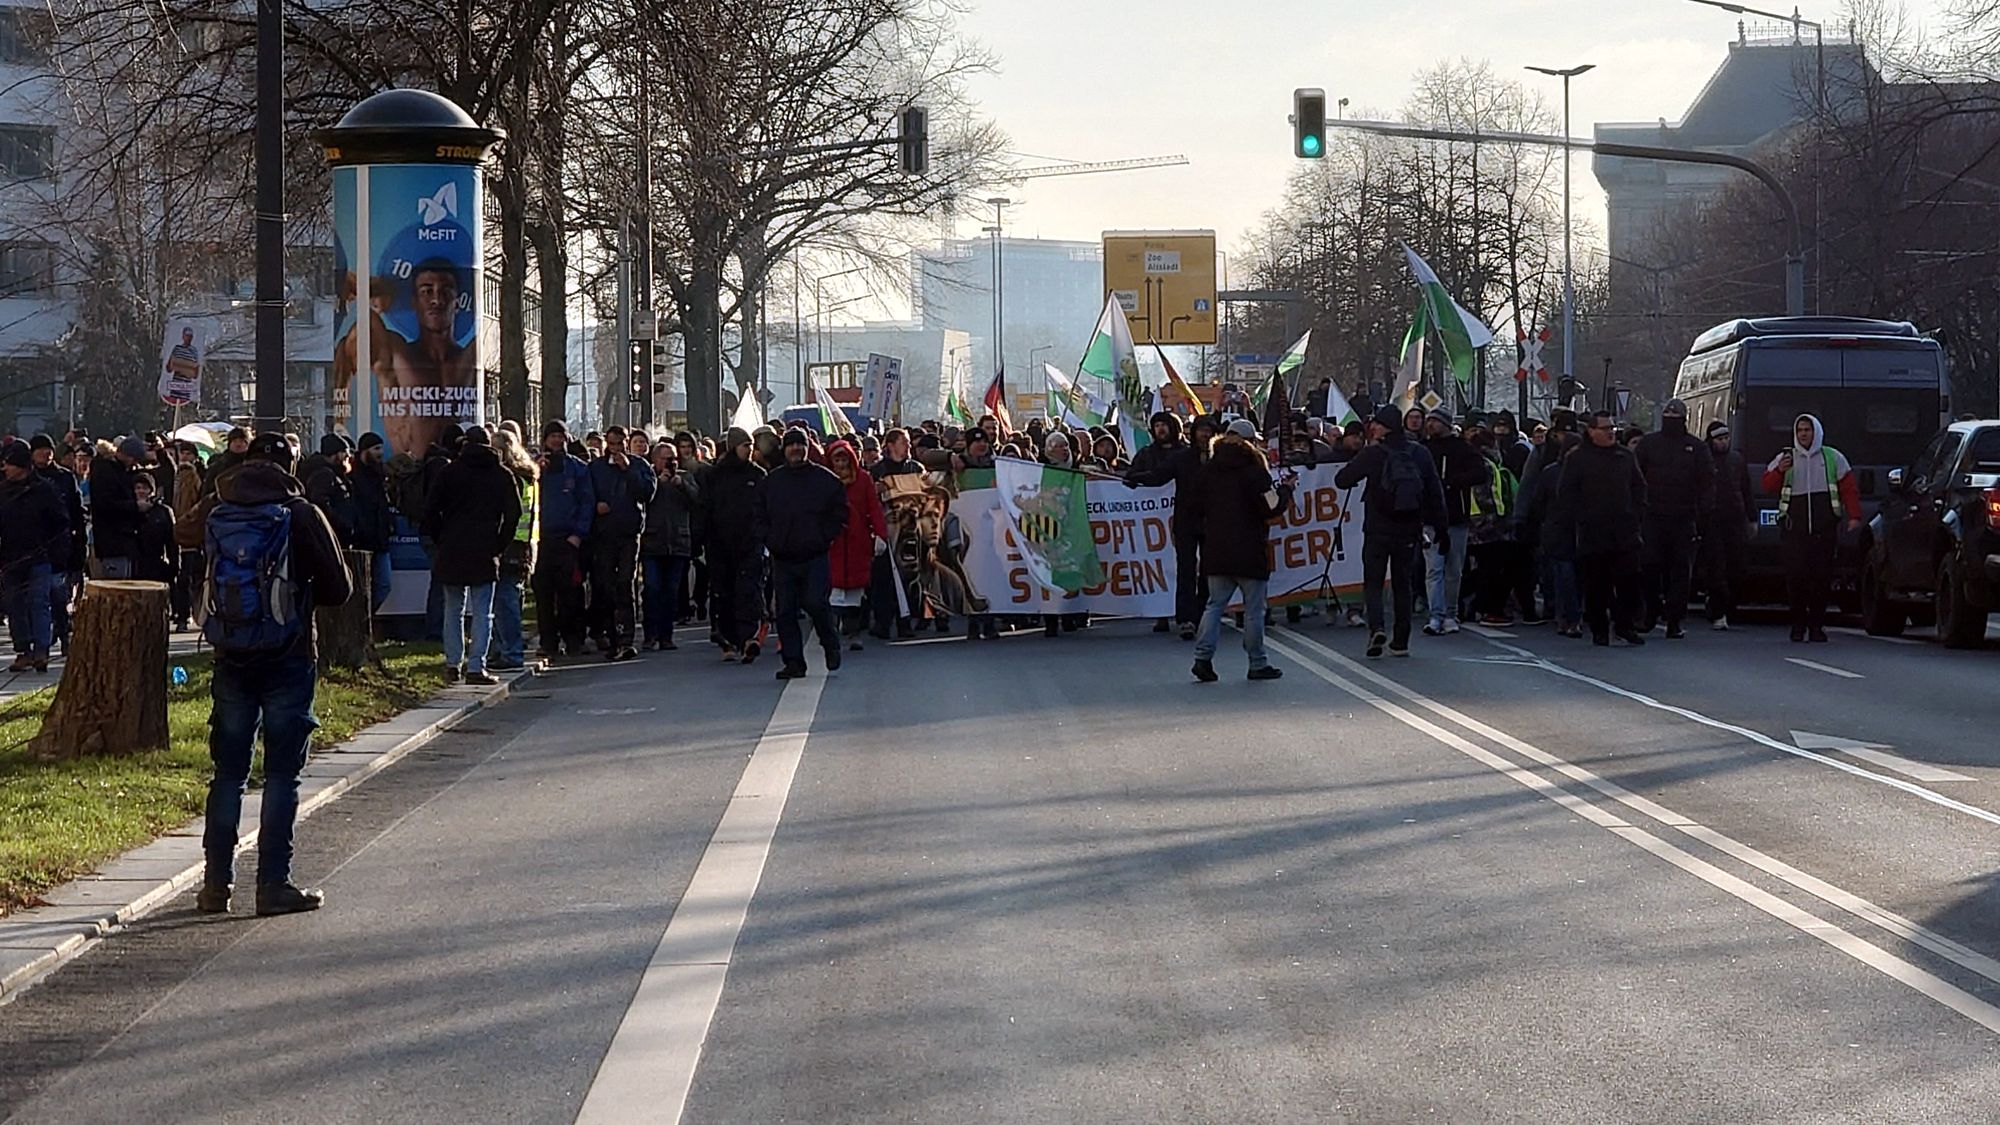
490, 427, 540, 670
1465, 429, 1521, 626
1761, 413, 1860, 643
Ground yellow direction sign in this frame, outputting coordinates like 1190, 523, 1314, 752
1102, 230, 1217, 345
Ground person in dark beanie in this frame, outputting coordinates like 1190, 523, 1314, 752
349, 432, 395, 610
298, 433, 358, 548
1634, 397, 1714, 638
129, 473, 178, 589
700, 426, 768, 663
533, 420, 594, 660
585, 425, 655, 662
756, 428, 848, 679
0, 440, 70, 672
1337, 404, 1448, 658
28, 434, 85, 648
89, 435, 150, 578
1703, 420, 1754, 631
197, 432, 353, 916
1125, 410, 1202, 638
1185, 418, 1294, 682
422, 426, 520, 684
1557, 411, 1649, 647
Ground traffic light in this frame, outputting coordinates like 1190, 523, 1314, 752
651, 343, 670, 398
1293, 88, 1326, 159
898, 105, 928, 175
627, 338, 647, 404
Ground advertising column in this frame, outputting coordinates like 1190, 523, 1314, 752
317, 89, 503, 458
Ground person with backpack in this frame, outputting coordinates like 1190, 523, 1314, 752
0, 441, 71, 673
1762, 413, 1861, 643
196, 432, 354, 917
533, 420, 595, 661
1337, 404, 1448, 658
422, 426, 521, 685
1185, 418, 1295, 681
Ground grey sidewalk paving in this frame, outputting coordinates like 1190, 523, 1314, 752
0, 629, 206, 706
0, 665, 536, 1004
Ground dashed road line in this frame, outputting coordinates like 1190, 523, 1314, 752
1786, 656, 1865, 679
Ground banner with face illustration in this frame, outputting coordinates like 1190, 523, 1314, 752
331, 163, 483, 455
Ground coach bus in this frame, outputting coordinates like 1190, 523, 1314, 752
1672, 316, 1949, 606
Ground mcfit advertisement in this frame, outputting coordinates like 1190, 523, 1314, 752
331, 162, 483, 455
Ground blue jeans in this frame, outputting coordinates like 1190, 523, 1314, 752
204, 653, 318, 887
370, 551, 393, 612
491, 571, 526, 666
1194, 575, 1270, 670
1426, 525, 1470, 624
1549, 559, 1581, 627
642, 555, 690, 645
772, 555, 837, 669
4, 562, 53, 657
442, 583, 495, 675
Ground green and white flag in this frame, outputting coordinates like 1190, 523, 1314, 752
1402, 243, 1494, 386
1044, 362, 1106, 427
808, 371, 856, 437
1078, 294, 1147, 450
993, 455, 1102, 596
1393, 298, 1428, 409
1252, 330, 1311, 416
1326, 381, 1360, 426
944, 384, 972, 424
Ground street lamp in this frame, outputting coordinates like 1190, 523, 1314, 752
1688, 0, 1824, 313
985, 196, 1013, 390
1525, 63, 1595, 398
1337, 97, 1349, 121
812, 265, 867, 365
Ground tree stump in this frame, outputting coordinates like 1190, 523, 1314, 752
30, 580, 171, 760
315, 549, 375, 670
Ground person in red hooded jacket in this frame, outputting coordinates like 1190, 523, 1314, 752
825, 439, 888, 651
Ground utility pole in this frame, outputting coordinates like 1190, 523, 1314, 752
634, 67, 655, 427
1525, 64, 1595, 409
252, 0, 285, 432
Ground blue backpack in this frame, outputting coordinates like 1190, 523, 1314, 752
202, 501, 303, 653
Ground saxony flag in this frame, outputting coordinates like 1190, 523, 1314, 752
992, 456, 1102, 596
1401, 243, 1494, 386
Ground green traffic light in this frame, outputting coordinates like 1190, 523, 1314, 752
1301, 134, 1322, 157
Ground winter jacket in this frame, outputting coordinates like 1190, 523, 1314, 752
587, 454, 657, 541
1126, 422, 1202, 535
423, 443, 522, 587
1760, 413, 1861, 533
1424, 433, 1486, 527
211, 461, 355, 661
1710, 446, 1754, 529
349, 456, 395, 552
701, 453, 766, 555
1522, 437, 1576, 562
641, 470, 698, 559
298, 453, 358, 547
1334, 431, 1448, 542
537, 450, 595, 544
134, 502, 178, 584
825, 442, 887, 590
89, 455, 144, 561
1635, 417, 1716, 523
0, 471, 71, 577
172, 460, 206, 549
1555, 439, 1648, 557
35, 463, 86, 572
869, 455, 925, 480
1182, 437, 1292, 580
756, 458, 849, 563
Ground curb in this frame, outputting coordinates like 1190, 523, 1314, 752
0, 667, 539, 1006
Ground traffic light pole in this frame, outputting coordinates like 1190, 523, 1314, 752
1325, 118, 1806, 319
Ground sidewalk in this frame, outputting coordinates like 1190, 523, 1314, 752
0, 629, 206, 706
0, 666, 536, 1004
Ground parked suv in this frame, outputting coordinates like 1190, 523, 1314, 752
1861, 420, 2000, 646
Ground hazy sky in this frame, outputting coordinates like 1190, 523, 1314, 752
951, 0, 1951, 267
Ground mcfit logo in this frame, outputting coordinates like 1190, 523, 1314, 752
417, 182, 458, 226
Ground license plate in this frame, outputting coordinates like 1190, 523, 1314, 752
1759, 510, 1781, 526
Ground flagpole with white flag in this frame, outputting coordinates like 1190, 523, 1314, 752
1400, 243, 1493, 388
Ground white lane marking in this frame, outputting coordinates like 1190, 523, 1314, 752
576, 674, 828, 1125
1791, 730, 1977, 784
1443, 631, 2000, 830
1264, 631, 2000, 1035
1275, 627, 2000, 995
1786, 657, 1865, 679
1826, 626, 1925, 647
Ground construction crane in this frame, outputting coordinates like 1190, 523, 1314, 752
1000, 154, 1189, 182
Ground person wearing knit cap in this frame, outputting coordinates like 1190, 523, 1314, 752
531, 418, 594, 659
297, 431, 358, 548
1634, 397, 1714, 638
585, 425, 655, 662
1702, 418, 1754, 631
699, 423, 768, 663
761, 425, 848, 679
25, 433, 86, 643
1337, 404, 1448, 658
350, 431, 395, 609
423, 420, 520, 683
1421, 408, 1483, 634
1185, 409, 1295, 680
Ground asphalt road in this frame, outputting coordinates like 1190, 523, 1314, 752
4, 611, 2000, 1123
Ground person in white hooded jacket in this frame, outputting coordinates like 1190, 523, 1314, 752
1760, 413, 1861, 643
